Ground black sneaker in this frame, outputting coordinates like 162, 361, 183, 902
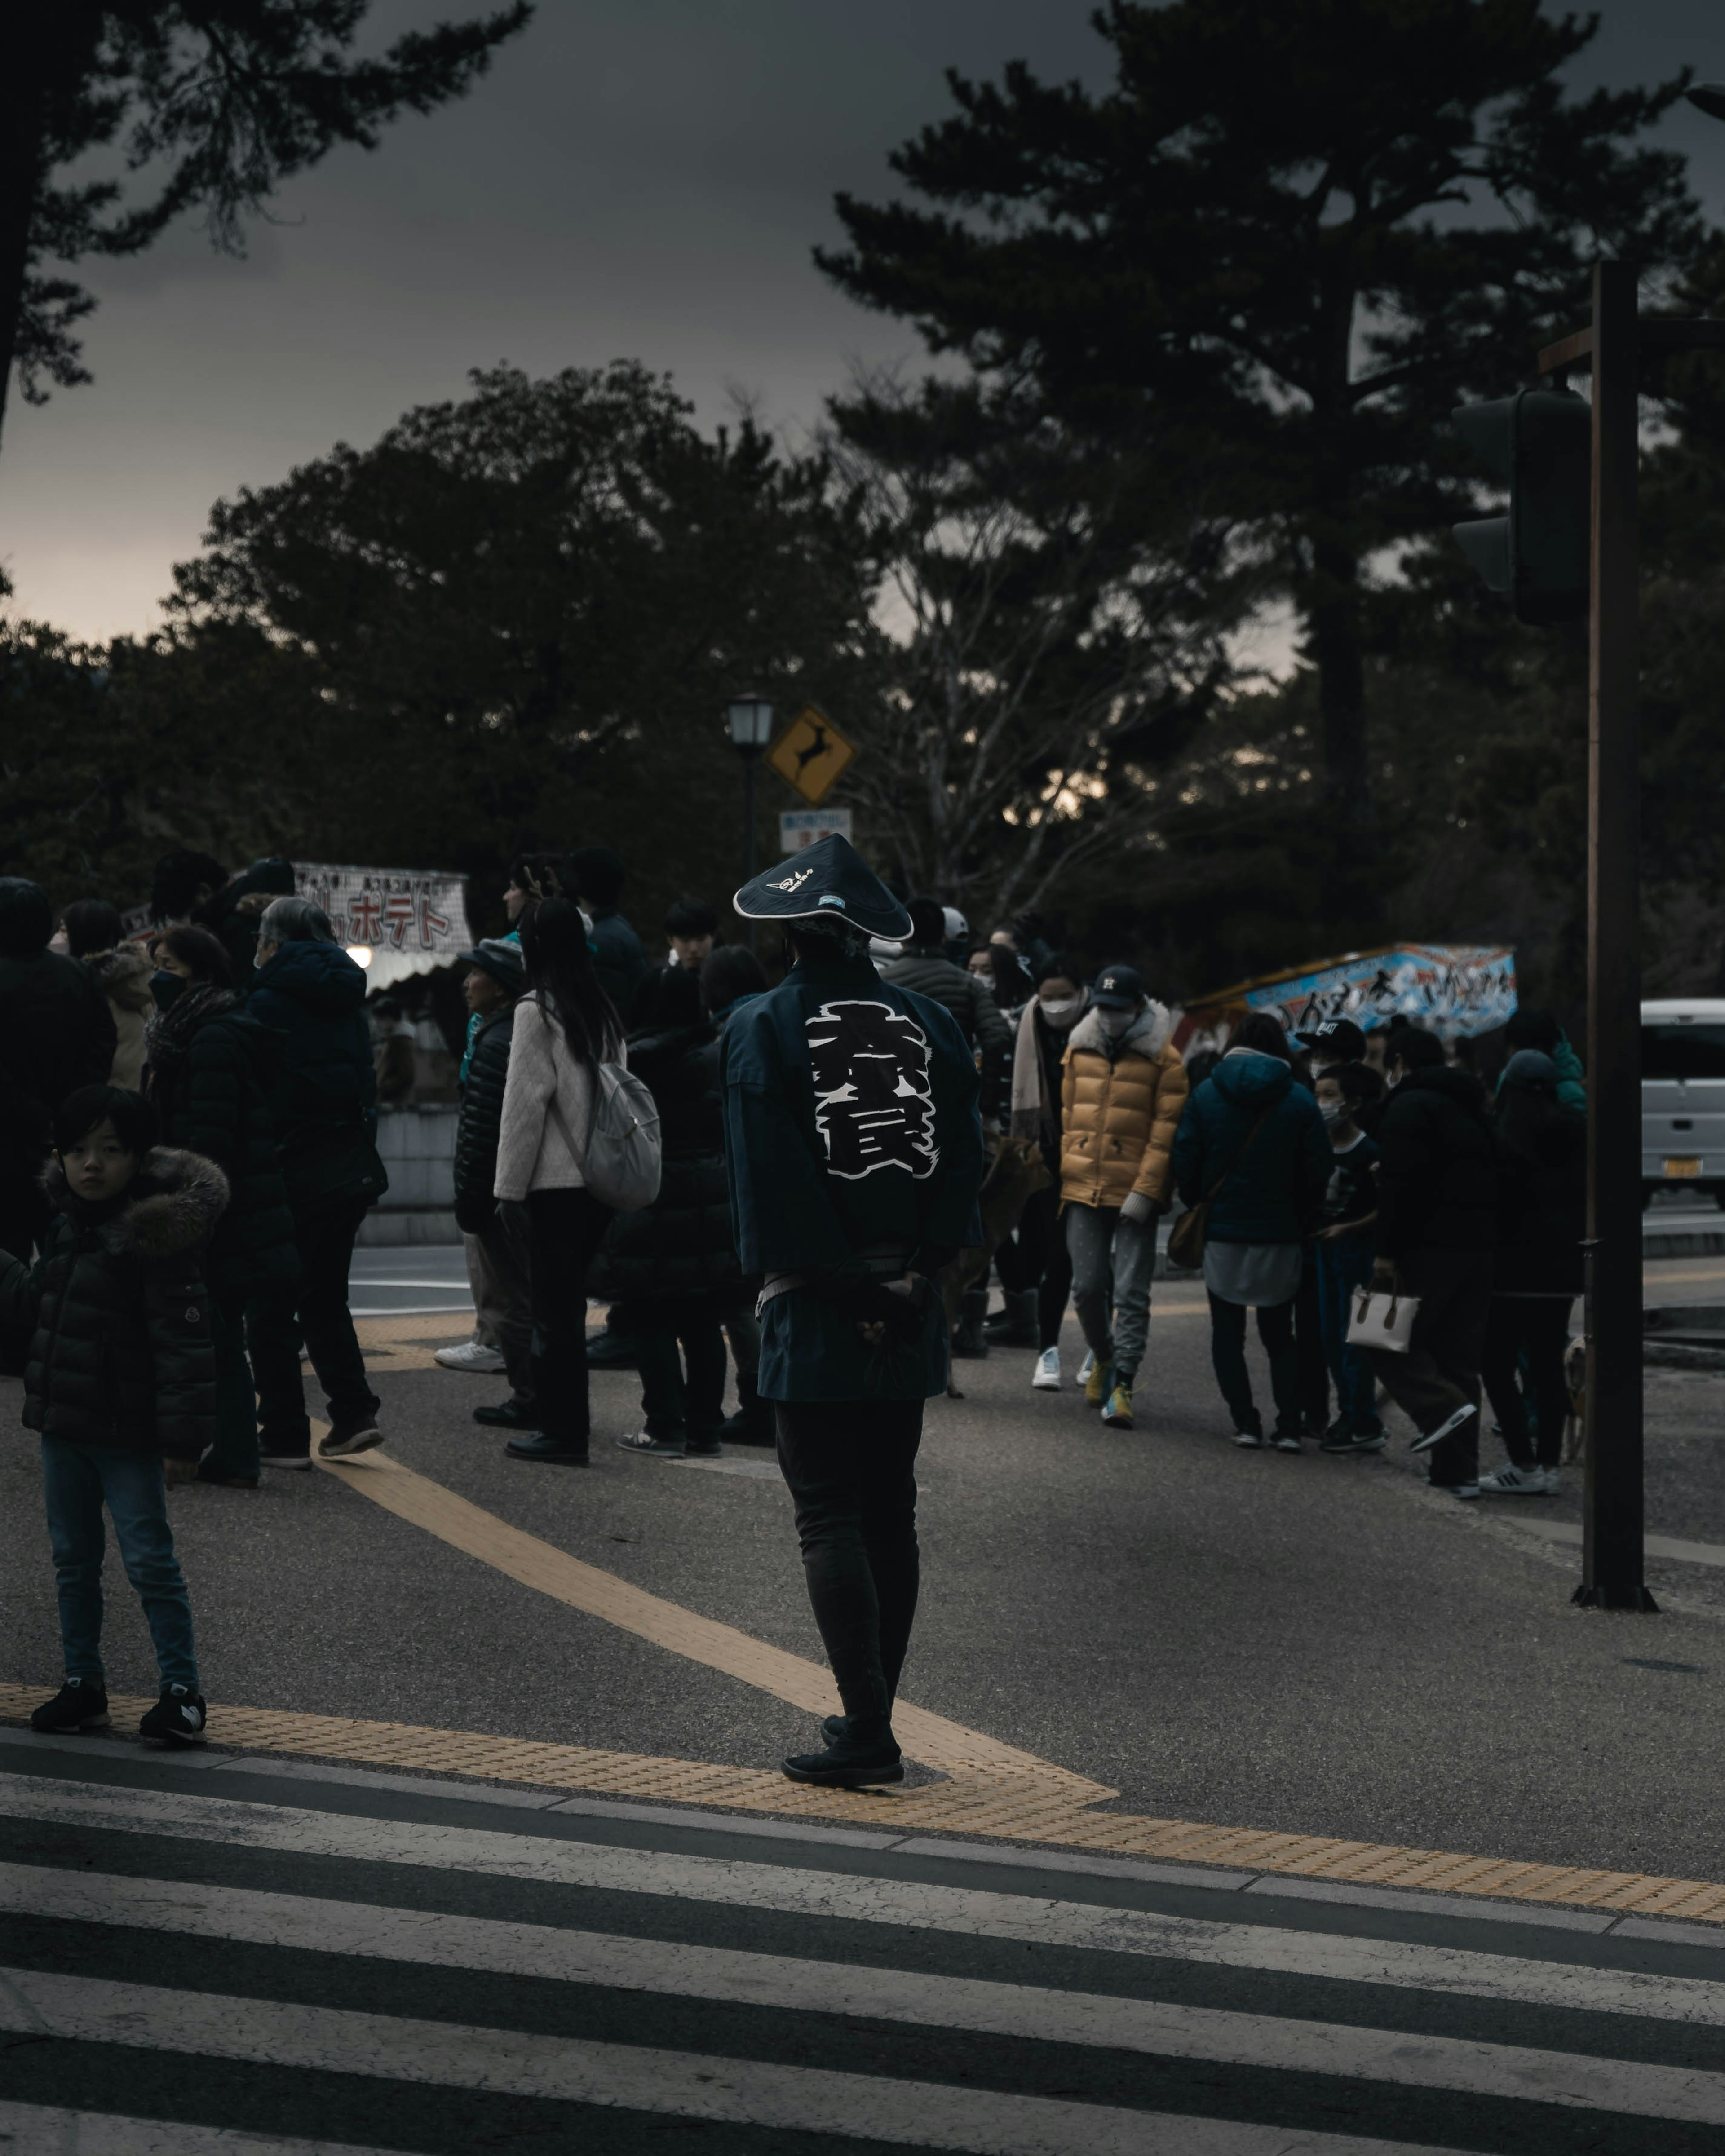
31, 1678, 111, 1733
720, 1409, 775, 1446
319, 1415, 384, 1459
683, 1431, 722, 1458
1321, 1426, 1388, 1456
505, 1433, 589, 1465
473, 1398, 539, 1430
195, 1462, 260, 1489
140, 1683, 207, 1747
782, 1733, 904, 1788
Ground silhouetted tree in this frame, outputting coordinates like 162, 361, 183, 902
820, 0, 1707, 911
0, 0, 531, 443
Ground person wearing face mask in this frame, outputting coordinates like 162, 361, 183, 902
143, 925, 299, 1486
1311, 1063, 1384, 1455
1057, 965, 1189, 1428
1367, 1026, 1497, 1496
999, 959, 1088, 1378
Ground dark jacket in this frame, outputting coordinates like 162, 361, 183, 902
877, 949, 1013, 1063
247, 940, 383, 1216
149, 1006, 299, 1294
588, 906, 647, 1021
1171, 1050, 1332, 1245
0, 946, 117, 1183
453, 1003, 516, 1232
590, 1019, 739, 1302
0, 1148, 226, 1460
1373, 1065, 1498, 1261
1493, 1106, 1585, 1294
722, 947, 984, 1401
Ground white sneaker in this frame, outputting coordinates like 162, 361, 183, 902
1032, 1348, 1062, 1391
434, 1340, 506, 1373
1076, 1349, 1096, 1388
1478, 1462, 1554, 1495
1409, 1401, 1477, 1454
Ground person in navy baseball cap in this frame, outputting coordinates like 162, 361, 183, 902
1090, 963, 1144, 1010
1294, 1016, 1367, 1067
733, 834, 912, 946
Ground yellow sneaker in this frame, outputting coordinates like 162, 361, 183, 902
1084, 1358, 1112, 1408
1101, 1382, 1134, 1429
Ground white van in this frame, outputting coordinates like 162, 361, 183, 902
1643, 998, 1725, 1207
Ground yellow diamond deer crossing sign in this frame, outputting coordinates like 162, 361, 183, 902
766, 704, 856, 808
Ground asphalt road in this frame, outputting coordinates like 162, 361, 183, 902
4, 1257, 1725, 1889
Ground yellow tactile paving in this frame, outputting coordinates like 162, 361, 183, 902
3, 1679, 1719, 1926
17, 1305, 1694, 1922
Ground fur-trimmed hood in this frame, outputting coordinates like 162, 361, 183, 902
44, 1146, 230, 1258
84, 941, 155, 1014
1069, 999, 1173, 1062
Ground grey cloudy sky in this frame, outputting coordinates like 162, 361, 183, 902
3, 0, 1723, 645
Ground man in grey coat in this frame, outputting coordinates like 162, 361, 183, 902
878, 899, 1012, 1079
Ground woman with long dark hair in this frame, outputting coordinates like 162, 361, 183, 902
1478, 1049, 1584, 1493
493, 898, 624, 1466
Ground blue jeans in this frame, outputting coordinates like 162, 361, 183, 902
41, 1437, 199, 1689
1315, 1233, 1380, 1431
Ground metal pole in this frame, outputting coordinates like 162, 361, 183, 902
743, 750, 760, 954
1575, 258, 1655, 1611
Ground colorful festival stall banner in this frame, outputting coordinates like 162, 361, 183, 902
1176, 944, 1517, 1052
293, 863, 472, 992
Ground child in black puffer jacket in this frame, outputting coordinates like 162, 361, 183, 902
0, 1085, 227, 1747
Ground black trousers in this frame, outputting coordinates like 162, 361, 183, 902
637, 1295, 728, 1438
993, 1184, 1075, 1351
1481, 1294, 1575, 1471
1207, 1292, 1301, 1436
0, 1172, 52, 1371
1367, 1247, 1492, 1487
775, 1397, 924, 1736
1293, 1247, 1330, 1430
528, 1188, 614, 1447
250, 1197, 377, 1445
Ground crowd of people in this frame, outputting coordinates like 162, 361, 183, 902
0, 836, 1585, 1779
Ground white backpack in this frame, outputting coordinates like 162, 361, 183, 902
578, 1058, 662, 1211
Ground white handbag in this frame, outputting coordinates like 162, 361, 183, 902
1346, 1285, 1420, 1354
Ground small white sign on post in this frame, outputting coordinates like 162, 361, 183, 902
780, 808, 853, 855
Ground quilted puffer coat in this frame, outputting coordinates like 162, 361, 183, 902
589, 1020, 739, 1302
0, 1148, 227, 1459
453, 1003, 515, 1232
148, 1003, 298, 1294
1058, 1003, 1189, 1210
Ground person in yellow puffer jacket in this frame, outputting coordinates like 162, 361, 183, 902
1058, 963, 1188, 1430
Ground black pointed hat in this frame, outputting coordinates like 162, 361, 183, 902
732, 834, 912, 941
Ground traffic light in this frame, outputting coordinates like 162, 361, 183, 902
1451, 388, 1591, 625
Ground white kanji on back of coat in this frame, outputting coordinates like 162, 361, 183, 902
806, 999, 938, 1180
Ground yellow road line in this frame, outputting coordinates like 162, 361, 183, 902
315, 1446, 1103, 1793
5, 1679, 1720, 1924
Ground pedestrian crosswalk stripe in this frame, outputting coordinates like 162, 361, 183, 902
2, 1779, 1719, 2027
9, 1685, 1725, 1928
0, 2103, 398, 2156
9, 1860, 1725, 2125
0, 1965, 1500, 2156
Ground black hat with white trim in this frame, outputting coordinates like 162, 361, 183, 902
733, 834, 912, 942
1293, 1016, 1367, 1060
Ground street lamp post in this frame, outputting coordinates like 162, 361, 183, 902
727, 693, 774, 948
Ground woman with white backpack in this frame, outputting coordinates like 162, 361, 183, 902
494, 898, 659, 1466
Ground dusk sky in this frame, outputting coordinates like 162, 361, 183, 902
3, 0, 1724, 647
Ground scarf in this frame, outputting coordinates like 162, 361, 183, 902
144, 983, 239, 1092
1009, 996, 1084, 1142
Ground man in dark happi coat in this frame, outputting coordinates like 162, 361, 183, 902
724, 837, 983, 1787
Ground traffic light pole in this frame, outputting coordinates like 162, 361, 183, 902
1573, 261, 1654, 1610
